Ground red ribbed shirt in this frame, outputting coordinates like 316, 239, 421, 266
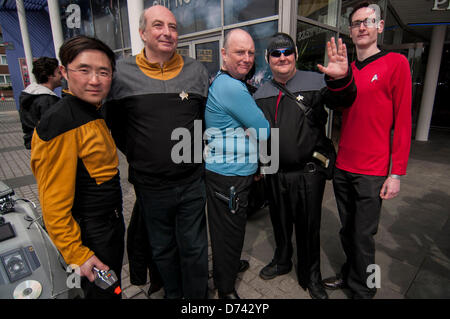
336, 51, 412, 176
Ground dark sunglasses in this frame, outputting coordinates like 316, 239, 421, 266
270, 48, 295, 58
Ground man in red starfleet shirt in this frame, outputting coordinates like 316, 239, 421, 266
322, 1, 412, 299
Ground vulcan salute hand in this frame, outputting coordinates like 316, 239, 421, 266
317, 37, 348, 80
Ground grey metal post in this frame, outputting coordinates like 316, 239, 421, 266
47, 0, 65, 63
16, 0, 36, 85
127, 0, 144, 55
416, 25, 446, 141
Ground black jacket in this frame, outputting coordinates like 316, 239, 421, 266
19, 83, 60, 149
254, 69, 356, 168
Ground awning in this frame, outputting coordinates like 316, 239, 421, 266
0, 0, 47, 11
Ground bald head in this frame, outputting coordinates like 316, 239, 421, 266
139, 5, 176, 31
221, 28, 255, 80
223, 29, 254, 51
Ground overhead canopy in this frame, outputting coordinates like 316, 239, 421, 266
387, 0, 450, 43
0, 0, 47, 11
390, 0, 450, 25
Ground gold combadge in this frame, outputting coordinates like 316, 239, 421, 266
179, 91, 189, 101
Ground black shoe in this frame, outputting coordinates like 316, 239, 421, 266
218, 290, 240, 299
308, 282, 329, 299
259, 260, 292, 280
148, 282, 163, 295
239, 260, 250, 273
322, 274, 347, 290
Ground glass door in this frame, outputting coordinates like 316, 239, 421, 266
178, 37, 222, 83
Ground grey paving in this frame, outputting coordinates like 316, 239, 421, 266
3, 174, 36, 189
1, 110, 449, 299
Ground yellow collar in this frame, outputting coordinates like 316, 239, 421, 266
136, 49, 184, 81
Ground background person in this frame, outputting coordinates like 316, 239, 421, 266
19, 57, 62, 149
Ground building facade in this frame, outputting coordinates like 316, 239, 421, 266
0, 2, 59, 104
0, 0, 449, 140
0, 25, 13, 99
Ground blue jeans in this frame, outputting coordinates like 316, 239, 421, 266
134, 176, 208, 299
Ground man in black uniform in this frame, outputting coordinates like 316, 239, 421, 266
254, 33, 356, 299
105, 5, 209, 299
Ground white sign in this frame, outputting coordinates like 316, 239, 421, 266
432, 0, 450, 10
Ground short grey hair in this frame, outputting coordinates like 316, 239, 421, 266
139, 10, 147, 31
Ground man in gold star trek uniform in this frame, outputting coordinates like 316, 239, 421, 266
30, 36, 124, 299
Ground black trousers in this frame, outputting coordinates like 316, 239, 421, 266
332, 167, 385, 299
266, 163, 326, 289
78, 207, 125, 299
126, 200, 162, 287
135, 177, 208, 299
205, 170, 253, 295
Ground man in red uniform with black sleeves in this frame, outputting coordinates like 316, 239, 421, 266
322, 1, 412, 299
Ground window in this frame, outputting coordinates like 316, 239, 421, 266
296, 21, 336, 72
91, 0, 123, 51
298, 0, 339, 27
224, 0, 278, 26
0, 75, 12, 85
60, 0, 95, 38
145, 0, 221, 35
0, 55, 7, 65
195, 40, 220, 82
145, 0, 278, 34
119, 0, 131, 49
59, 0, 131, 57
176, 46, 190, 58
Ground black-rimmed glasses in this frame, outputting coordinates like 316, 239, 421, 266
350, 18, 378, 29
67, 68, 112, 79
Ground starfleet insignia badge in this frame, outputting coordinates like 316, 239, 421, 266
296, 94, 304, 101
180, 91, 189, 101
371, 74, 378, 82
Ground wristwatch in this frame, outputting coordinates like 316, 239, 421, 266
390, 174, 401, 179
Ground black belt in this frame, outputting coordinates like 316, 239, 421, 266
276, 149, 330, 174
277, 161, 318, 174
